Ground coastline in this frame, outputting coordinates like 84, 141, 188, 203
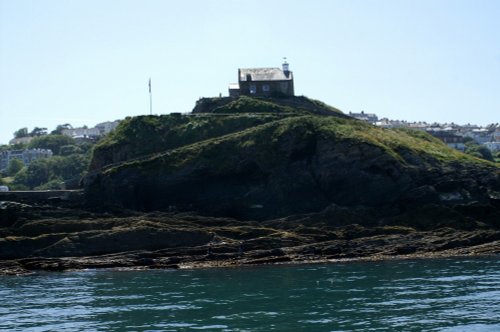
1, 198, 499, 276
2, 229, 499, 276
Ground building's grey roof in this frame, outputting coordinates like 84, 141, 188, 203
239, 68, 292, 82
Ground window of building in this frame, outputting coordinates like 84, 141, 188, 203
262, 85, 270, 92
249, 84, 257, 94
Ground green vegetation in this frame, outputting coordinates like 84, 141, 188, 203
299, 96, 343, 114
313, 118, 488, 165
211, 96, 297, 114
92, 96, 493, 178
30, 127, 48, 136
0, 142, 28, 152
50, 123, 72, 135
5, 96, 496, 193
194, 95, 343, 115
1, 129, 97, 190
27, 135, 75, 155
11, 153, 90, 190
91, 113, 284, 169
13, 127, 29, 139
4, 159, 24, 177
495, 151, 500, 163
463, 139, 495, 162
91, 96, 345, 170
105, 115, 490, 179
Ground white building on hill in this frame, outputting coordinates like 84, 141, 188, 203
0, 148, 53, 170
61, 120, 120, 139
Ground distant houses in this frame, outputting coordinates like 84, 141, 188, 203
463, 128, 491, 145
7, 121, 121, 144
61, 121, 120, 140
228, 61, 294, 97
426, 130, 466, 151
1, 120, 121, 170
0, 148, 53, 170
349, 111, 378, 124
349, 112, 499, 153
62, 127, 100, 139
95, 121, 120, 135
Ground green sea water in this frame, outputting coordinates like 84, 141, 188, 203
1, 257, 499, 331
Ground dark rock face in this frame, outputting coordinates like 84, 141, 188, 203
83, 116, 500, 227
3, 102, 499, 275
1, 204, 499, 275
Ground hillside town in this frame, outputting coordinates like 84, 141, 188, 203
349, 111, 500, 153
0, 120, 120, 173
7, 121, 120, 146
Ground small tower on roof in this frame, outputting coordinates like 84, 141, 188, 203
282, 57, 290, 77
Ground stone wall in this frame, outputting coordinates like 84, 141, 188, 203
0, 190, 83, 205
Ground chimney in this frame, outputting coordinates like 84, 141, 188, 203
282, 58, 290, 78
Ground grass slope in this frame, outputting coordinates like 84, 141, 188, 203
90, 96, 344, 170
90, 113, 283, 170
103, 115, 490, 177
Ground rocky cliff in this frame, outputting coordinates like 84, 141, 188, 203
2, 96, 499, 275
90, 96, 344, 171
84, 96, 500, 227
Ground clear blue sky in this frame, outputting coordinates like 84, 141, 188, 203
1, 0, 499, 144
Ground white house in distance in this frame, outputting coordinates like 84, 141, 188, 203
349, 111, 378, 124
62, 127, 100, 138
61, 120, 120, 139
95, 121, 120, 135
8, 136, 34, 145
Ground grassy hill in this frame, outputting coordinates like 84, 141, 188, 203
2, 95, 499, 275
91, 95, 488, 172
84, 97, 498, 224
90, 95, 345, 170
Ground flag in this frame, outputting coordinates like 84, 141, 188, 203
148, 78, 151, 93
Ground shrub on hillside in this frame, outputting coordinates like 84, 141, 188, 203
28, 135, 75, 155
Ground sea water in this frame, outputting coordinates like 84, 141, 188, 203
1, 257, 499, 331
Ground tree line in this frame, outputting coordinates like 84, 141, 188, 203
13, 124, 74, 139
1, 125, 96, 190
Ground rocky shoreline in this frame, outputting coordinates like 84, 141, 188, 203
1, 200, 499, 276
2, 233, 499, 276
3, 98, 499, 276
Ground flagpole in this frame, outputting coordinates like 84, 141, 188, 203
149, 78, 152, 115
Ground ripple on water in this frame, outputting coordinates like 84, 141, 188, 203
1, 257, 499, 332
